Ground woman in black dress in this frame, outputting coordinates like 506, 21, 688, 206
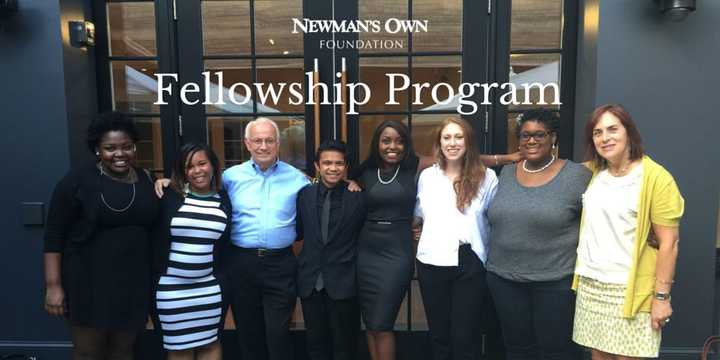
44, 112, 159, 359
152, 143, 231, 360
356, 120, 425, 360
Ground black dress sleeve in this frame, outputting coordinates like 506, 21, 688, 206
44, 171, 80, 253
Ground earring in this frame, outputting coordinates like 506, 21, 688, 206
183, 182, 190, 194
95, 151, 100, 156
552, 143, 557, 149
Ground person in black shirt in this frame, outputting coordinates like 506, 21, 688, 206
295, 140, 366, 360
43, 112, 159, 359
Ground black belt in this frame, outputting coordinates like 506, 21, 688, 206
234, 246, 292, 257
366, 219, 410, 225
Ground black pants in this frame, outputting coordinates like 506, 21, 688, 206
486, 272, 578, 360
300, 289, 359, 360
417, 244, 487, 360
225, 246, 297, 360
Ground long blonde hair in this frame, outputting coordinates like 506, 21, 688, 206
434, 117, 486, 212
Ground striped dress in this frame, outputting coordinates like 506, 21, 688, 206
156, 193, 228, 350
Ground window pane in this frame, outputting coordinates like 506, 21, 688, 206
508, 53, 560, 111
205, 60, 254, 114
111, 60, 160, 113
202, 0, 251, 55
411, 113, 451, 157
411, 56, 461, 111
359, 0, 408, 54
412, 0, 461, 52
107, 2, 157, 56
208, 115, 306, 170
359, 57, 409, 112
132, 117, 163, 174
358, 115, 408, 162
255, 0, 303, 56
410, 280, 428, 330
511, 0, 563, 50
256, 58, 305, 113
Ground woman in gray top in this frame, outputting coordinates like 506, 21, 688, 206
486, 109, 591, 360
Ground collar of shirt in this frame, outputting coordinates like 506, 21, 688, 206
251, 158, 279, 175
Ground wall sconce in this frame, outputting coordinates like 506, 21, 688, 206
0, 0, 18, 20
69, 20, 95, 47
654, 0, 696, 21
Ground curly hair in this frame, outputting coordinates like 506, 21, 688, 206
85, 112, 139, 153
516, 109, 559, 143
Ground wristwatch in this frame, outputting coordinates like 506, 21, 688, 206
654, 291, 671, 301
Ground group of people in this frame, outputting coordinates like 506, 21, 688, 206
44, 104, 684, 360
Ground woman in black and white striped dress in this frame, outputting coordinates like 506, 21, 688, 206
153, 143, 231, 360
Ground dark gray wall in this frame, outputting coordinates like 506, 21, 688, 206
0, 0, 95, 356
574, 0, 720, 355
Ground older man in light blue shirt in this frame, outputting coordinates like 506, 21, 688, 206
223, 117, 309, 360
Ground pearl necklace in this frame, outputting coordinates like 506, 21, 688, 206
377, 166, 400, 185
522, 155, 556, 173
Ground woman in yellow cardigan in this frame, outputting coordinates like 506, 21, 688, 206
572, 104, 684, 359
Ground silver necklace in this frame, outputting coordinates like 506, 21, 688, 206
522, 155, 556, 173
377, 166, 400, 185
99, 167, 136, 212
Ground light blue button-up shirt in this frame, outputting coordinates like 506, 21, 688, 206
223, 159, 310, 249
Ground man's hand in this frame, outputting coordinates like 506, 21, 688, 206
346, 179, 362, 192
45, 284, 67, 317
155, 178, 171, 198
651, 298, 673, 331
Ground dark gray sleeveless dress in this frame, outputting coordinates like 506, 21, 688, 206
357, 166, 416, 331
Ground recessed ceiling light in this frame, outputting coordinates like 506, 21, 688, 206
283, 50, 290, 55
269, 39, 275, 45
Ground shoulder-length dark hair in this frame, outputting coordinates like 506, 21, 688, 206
584, 104, 644, 170
170, 143, 222, 195
358, 120, 419, 172
434, 117, 486, 213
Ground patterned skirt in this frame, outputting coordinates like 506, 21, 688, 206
572, 276, 661, 358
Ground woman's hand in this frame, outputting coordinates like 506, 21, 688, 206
154, 178, 171, 198
45, 284, 67, 317
506, 151, 524, 164
346, 179, 363, 192
412, 218, 423, 242
650, 298, 673, 330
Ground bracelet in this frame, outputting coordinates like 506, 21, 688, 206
494, 154, 499, 166
656, 278, 675, 285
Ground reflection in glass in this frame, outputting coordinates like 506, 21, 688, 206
411, 114, 452, 157
132, 117, 163, 173
111, 61, 160, 113
412, 0, 462, 52
511, 0, 563, 50
255, 0, 303, 55
359, 57, 409, 112
359, 0, 408, 53
204, 60, 254, 114
256, 58, 305, 113
202, 0, 251, 55
412, 56, 461, 111
107, 2, 157, 56
208, 116, 306, 170
358, 115, 407, 162
509, 53, 560, 111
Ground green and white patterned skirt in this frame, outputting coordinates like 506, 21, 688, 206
572, 276, 661, 358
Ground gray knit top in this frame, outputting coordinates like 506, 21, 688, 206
486, 161, 592, 282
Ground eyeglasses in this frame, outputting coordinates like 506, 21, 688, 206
248, 137, 277, 147
519, 131, 551, 142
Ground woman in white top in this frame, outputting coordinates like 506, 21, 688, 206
572, 104, 684, 359
414, 117, 498, 360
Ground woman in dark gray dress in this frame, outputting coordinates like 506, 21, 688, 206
355, 120, 423, 360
